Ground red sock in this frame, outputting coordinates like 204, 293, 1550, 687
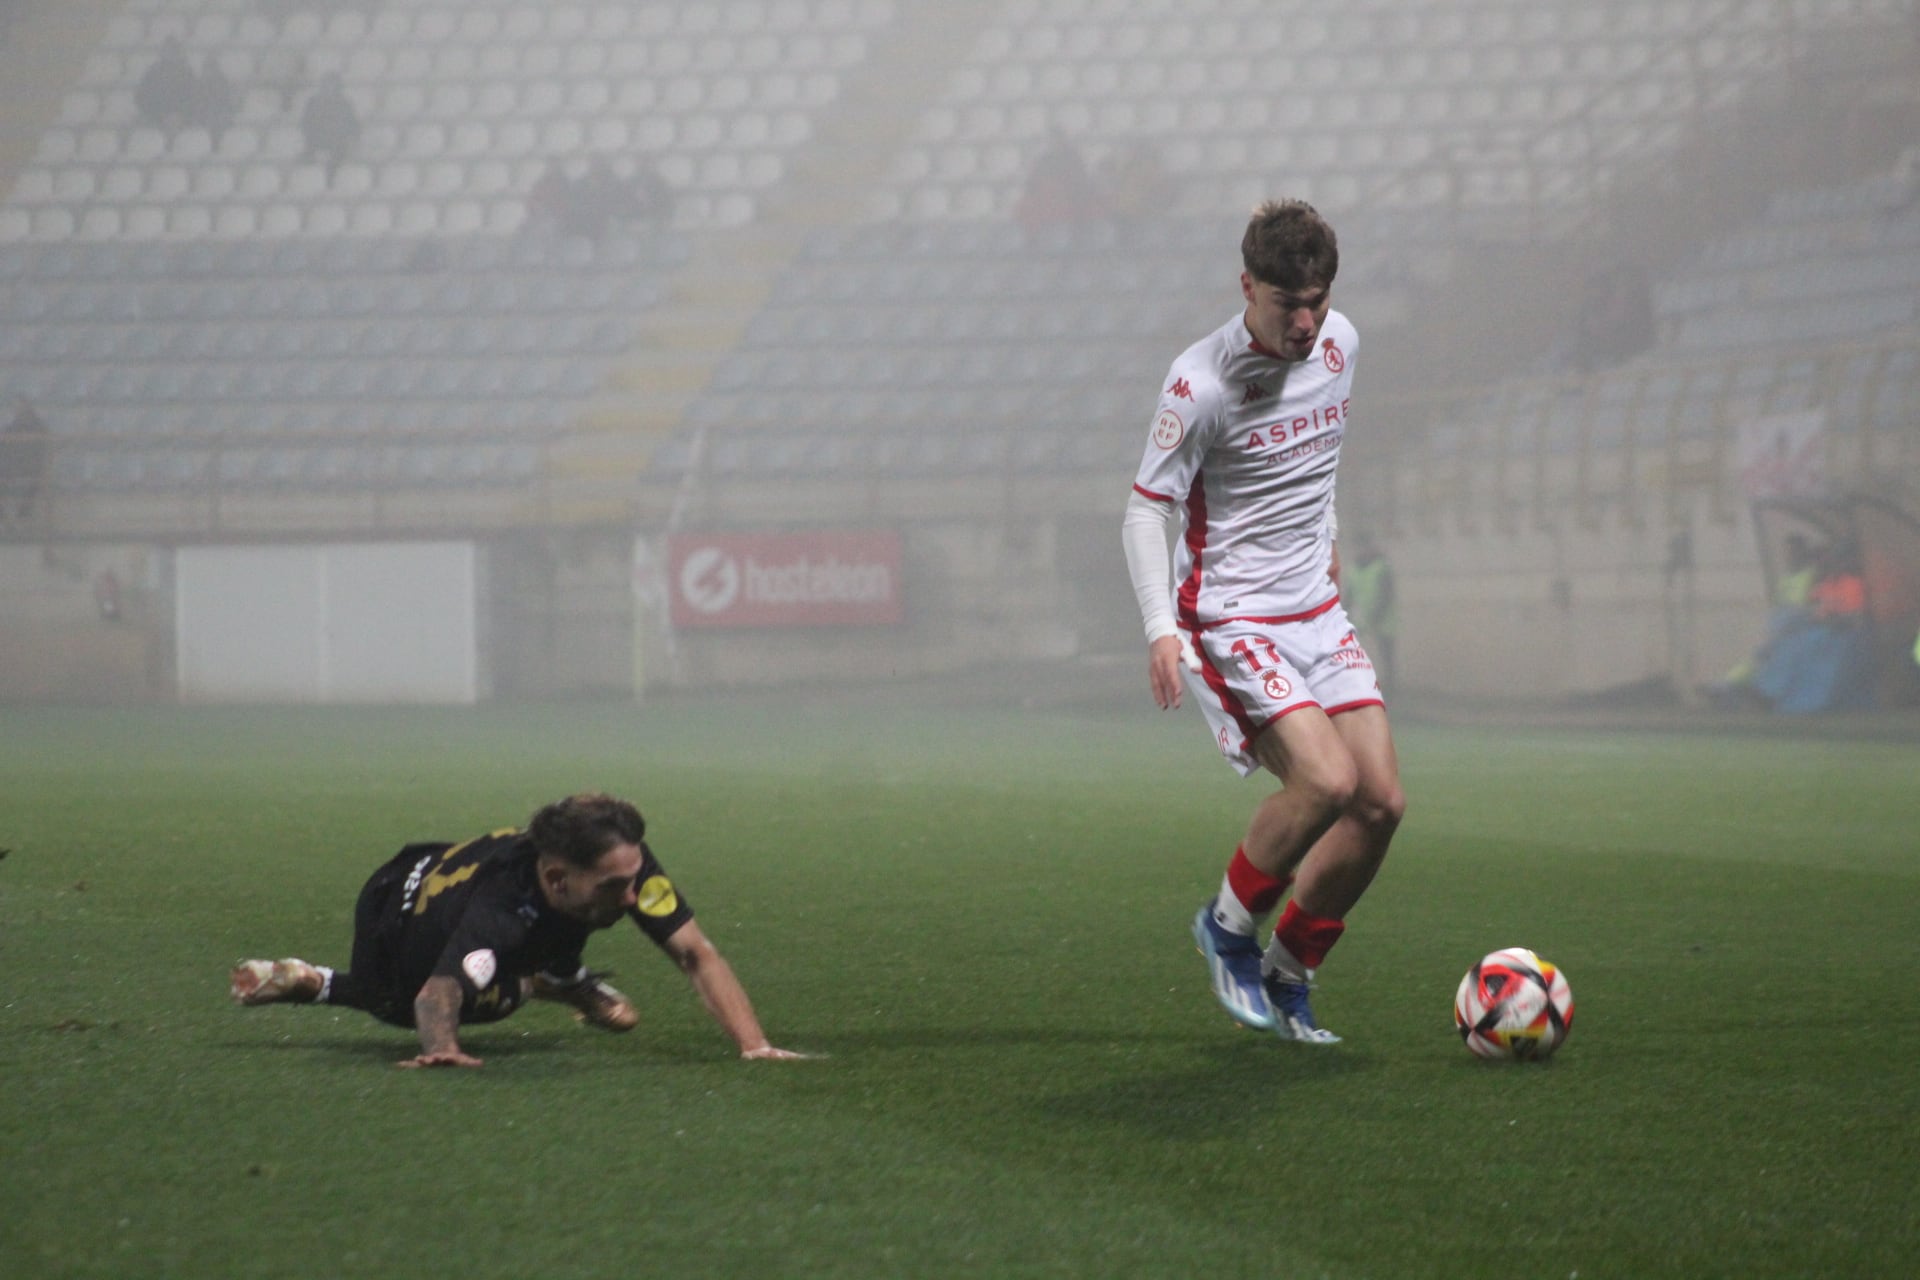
1273, 900, 1346, 970
1226, 845, 1291, 916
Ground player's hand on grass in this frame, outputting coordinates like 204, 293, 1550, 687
741, 1044, 812, 1061
397, 1051, 484, 1069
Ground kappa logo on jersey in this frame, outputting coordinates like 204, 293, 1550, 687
1151, 408, 1185, 450
1261, 670, 1293, 701
1166, 377, 1194, 401
1321, 338, 1345, 373
462, 949, 498, 990
1241, 382, 1272, 405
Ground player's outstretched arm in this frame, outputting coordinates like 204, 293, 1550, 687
398, 975, 483, 1068
663, 920, 810, 1060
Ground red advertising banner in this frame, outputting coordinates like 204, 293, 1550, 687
667, 530, 904, 628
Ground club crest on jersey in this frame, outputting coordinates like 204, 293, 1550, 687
1321, 339, 1345, 373
1152, 408, 1185, 450
1166, 377, 1194, 400
1241, 382, 1271, 405
462, 949, 498, 990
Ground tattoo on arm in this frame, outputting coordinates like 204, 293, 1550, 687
413, 976, 466, 1058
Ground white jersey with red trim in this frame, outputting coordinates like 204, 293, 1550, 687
1131, 309, 1357, 628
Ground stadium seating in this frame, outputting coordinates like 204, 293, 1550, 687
2, 0, 1915, 511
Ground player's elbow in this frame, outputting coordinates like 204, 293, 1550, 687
672, 933, 719, 976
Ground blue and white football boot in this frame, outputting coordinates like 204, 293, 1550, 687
1191, 905, 1275, 1031
1262, 943, 1342, 1044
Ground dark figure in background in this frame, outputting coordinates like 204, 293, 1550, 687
564, 158, 642, 240
1572, 262, 1655, 372
0, 396, 49, 525
300, 71, 361, 183
524, 158, 575, 235
190, 55, 238, 144
257, 46, 309, 115
1095, 140, 1172, 229
622, 157, 675, 231
1341, 537, 1398, 691
1714, 537, 1876, 713
135, 36, 200, 133
1710, 532, 1820, 701
1016, 131, 1103, 233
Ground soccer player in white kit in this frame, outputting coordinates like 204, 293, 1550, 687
1121, 201, 1406, 1042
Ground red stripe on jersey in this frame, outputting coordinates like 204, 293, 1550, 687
1132, 482, 1176, 503
1195, 596, 1339, 630
1175, 471, 1208, 629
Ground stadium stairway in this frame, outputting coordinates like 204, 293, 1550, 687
0, 0, 119, 196
552, 2, 990, 528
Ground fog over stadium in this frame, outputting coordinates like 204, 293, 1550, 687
0, 0, 1916, 713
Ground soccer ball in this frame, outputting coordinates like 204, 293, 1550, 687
1454, 947, 1574, 1061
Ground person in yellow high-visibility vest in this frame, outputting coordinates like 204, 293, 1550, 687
1342, 537, 1397, 691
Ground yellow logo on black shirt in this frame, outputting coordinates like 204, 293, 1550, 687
636, 875, 678, 917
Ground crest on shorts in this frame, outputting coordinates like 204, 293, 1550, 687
1262, 670, 1293, 701
462, 949, 498, 990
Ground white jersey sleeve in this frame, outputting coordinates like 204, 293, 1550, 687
1130, 355, 1227, 508
1122, 489, 1179, 643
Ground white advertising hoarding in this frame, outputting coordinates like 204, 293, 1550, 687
175, 543, 478, 703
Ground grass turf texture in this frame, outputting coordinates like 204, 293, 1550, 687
2, 699, 1916, 1279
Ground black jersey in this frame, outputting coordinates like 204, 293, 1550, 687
354, 829, 694, 1025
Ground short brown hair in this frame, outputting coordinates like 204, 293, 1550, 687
527, 792, 646, 869
1241, 200, 1338, 291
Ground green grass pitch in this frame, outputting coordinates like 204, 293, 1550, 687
2, 696, 1916, 1278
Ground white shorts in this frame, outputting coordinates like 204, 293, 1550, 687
1180, 599, 1384, 777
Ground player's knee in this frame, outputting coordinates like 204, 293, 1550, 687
1293, 756, 1360, 816
1354, 781, 1406, 835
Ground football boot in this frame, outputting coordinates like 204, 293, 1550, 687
1263, 971, 1341, 1044
230, 958, 324, 1005
1191, 905, 1275, 1031
531, 968, 638, 1032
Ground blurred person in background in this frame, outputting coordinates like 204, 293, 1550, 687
1122, 200, 1404, 1044
1016, 129, 1102, 233
300, 71, 361, 184
230, 792, 807, 1067
1, 395, 49, 525
134, 35, 198, 133
1340, 535, 1397, 691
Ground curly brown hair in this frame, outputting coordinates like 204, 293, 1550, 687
526, 792, 646, 868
